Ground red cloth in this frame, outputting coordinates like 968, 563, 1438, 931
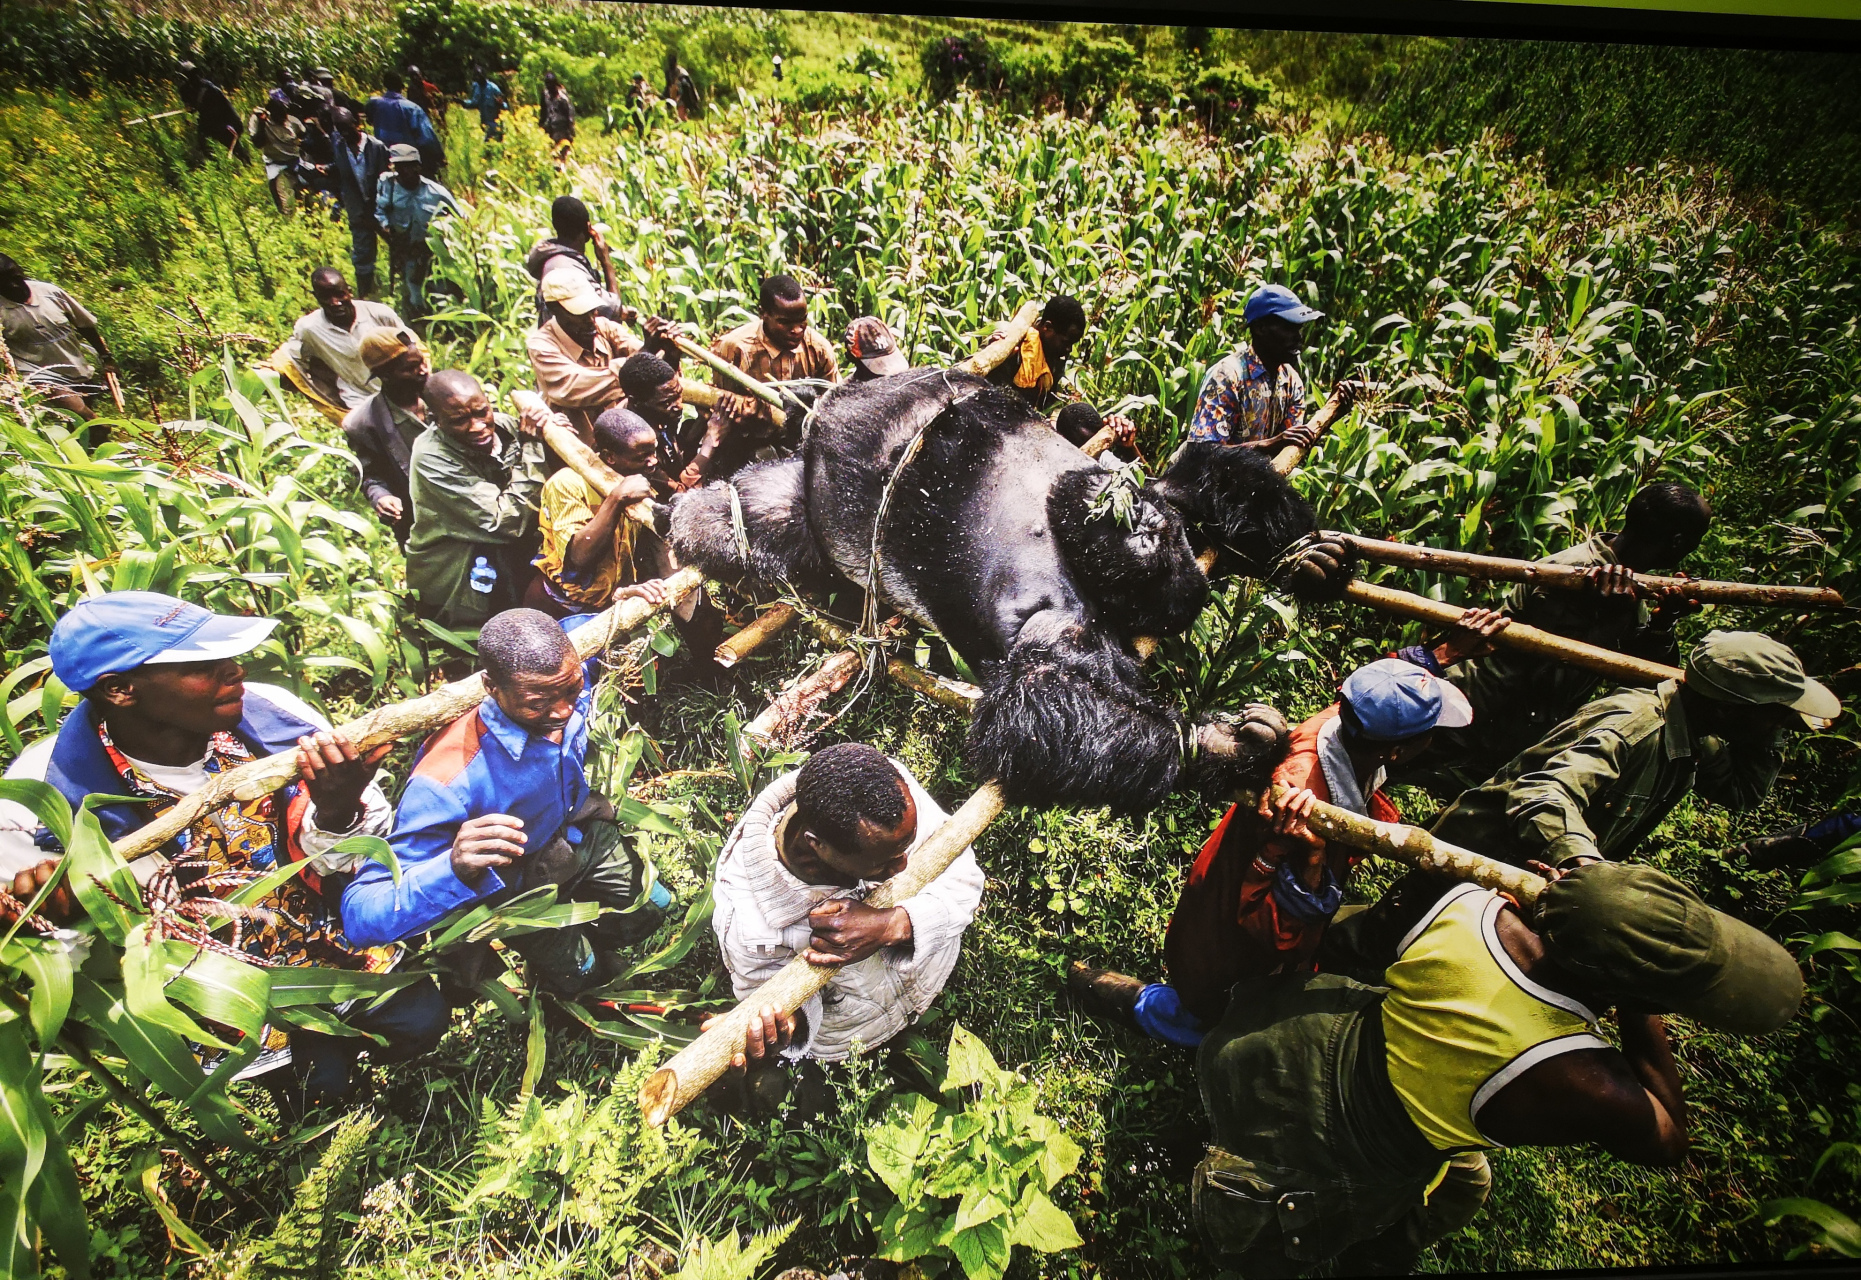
1161, 704, 1400, 1021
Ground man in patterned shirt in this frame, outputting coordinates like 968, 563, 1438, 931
1187, 284, 1323, 452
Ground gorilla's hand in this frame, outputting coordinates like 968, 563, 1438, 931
1276, 534, 1356, 601
1192, 702, 1291, 797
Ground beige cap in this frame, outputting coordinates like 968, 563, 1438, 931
540, 270, 603, 316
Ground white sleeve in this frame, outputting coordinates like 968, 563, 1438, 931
711, 834, 824, 1060
897, 845, 985, 964
0, 739, 57, 879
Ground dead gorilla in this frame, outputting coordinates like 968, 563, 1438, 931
670, 371, 1353, 814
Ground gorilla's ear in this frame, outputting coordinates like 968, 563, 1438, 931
1153, 442, 1326, 585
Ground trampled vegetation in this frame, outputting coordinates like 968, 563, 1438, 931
2, 5, 1861, 1278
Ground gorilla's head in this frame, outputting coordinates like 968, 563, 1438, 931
1048, 467, 1208, 638
1149, 441, 1356, 601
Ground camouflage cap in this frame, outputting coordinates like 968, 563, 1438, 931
359, 328, 424, 371
844, 316, 908, 376
1536, 861, 1803, 1035
1686, 629, 1840, 726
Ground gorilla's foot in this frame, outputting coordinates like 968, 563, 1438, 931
1188, 702, 1292, 798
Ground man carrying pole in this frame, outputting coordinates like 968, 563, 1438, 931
1392, 481, 1713, 793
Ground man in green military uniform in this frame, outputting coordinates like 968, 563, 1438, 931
1429, 629, 1839, 871
406, 370, 549, 631
1194, 860, 1802, 1278
1396, 482, 1713, 794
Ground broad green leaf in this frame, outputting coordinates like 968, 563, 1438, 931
520, 992, 546, 1098
941, 1023, 1003, 1093
2, 937, 74, 1045
268, 1003, 383, 1045
1010, 1186, 1083, 1253
264, 966, 424, 1008
473, 977, 527, 1024
552, 998, 655, 1049
62, 797, 144, 946
1762, 1196, 1861, 1257
122, 923, 233, 1050
1031, 1117, 1082, 1188
326, 834, 400, 890
70, 976, 252, 1151
950, 1219, 1011, 1280
159, 942, 273, 1045
954, 1186, 1011, 1231
874, 1203, 944, 1262
868, 1093, 942, 1197
0, 779, 70, 854
0, 1015, 91, 1278
223, 853, 318, 906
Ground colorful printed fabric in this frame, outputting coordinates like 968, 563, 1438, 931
95, 721, 392, 974
1186, 346, 1306, 445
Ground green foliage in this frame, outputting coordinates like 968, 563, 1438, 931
776, 63, 895, 115
669, 1220, 796, 1280
1188, 62, 1273, 126
865, 1024, 1084, 1280
517, 45, 630, 119
223, 1114, 380, 1280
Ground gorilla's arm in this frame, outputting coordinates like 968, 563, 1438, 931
668, 457, 841, 593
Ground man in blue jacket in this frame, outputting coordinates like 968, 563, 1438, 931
344, 609, 671, 994
329, 107, 389, 296
0, 592, 447, 1109
365, 70, 440, 171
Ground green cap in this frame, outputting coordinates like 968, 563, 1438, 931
1686, 629, 1840, 727
1535, 862, 1803, 1035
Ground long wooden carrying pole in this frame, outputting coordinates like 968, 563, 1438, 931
670, 336, 786, 410
640, 781, 1008, 1126
1345, 580, 1685, 685
1333, 532, 1844, 609
110, 569, 705, 863
955, 301, 1042, 377
715, 603, 799, 667
1270, 382, 1355, 475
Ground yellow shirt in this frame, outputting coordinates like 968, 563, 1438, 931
532, 469, 639, 608
1012, 326, 1053, 396
1381, 883, 1609, 1151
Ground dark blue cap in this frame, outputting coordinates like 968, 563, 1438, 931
49, 592, 277, 693
1243, 284, 1324, 326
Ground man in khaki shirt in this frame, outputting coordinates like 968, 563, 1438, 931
680, 274, 838, 488
0, 253, 114, 423
526, 271, 684, 445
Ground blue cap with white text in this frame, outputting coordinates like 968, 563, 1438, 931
1243, 283, 1324, 326
1339, 658, 1473, 742
49, 592, 277, 693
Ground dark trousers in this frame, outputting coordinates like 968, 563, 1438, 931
282, 975, 448, 1109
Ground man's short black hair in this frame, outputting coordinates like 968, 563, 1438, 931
0, 253, 18, 274
384, 71, 405, 92
795, 743, 909, 851
426, 369, 481, 408
1042, 295, 1087, 332
759, 274, 804, 313
619, 352, 677, 400
1624, 481, 1712, 543
310, 266, 346, 293
550, 195, 590, 240
1054, 401, 1103, 447
480, 609, 576, 686
593, 406, 655, 454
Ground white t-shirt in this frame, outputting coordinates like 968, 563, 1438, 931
292, 299, 405, 408
0, 682, 392, 881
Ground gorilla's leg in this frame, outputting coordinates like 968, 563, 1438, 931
1150, 442, 1355, 600
966, 613, 1289, 814
668, 458, 836, 591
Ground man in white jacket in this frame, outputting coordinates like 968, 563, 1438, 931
712, 742, 985, 1080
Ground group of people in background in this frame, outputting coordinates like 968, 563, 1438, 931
0, 107, 1847, 1270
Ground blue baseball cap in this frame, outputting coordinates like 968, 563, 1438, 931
1242, 284, 1324, 326
1339, 658, 1473, 742
49, 592, 278, 693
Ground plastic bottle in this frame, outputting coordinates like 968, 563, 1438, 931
469, 556, 497, 594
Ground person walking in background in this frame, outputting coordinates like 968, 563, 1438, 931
405, 65, 443, 121
626, 72, 652, 133
291, 266, 405, 410
375, 145, 462, 318
329, 106, 390, 296
464, 64, 508, 141
539, 71, 576, 167
665, 55, 700, 121
177, 61, 241, 161
524, 195, 626, 323
247, 89, 305, 213
1187, 283, 1321, 452
343, 329, 431, 547
0, 253, 115, 424
366, 71, 441, 174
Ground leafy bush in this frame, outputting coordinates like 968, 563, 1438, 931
518, 45, 629, 118
920, 34, 995, 102
776, 63, 893, 114
865, 1025, 1083, 1280
1189, 61, 1274, 126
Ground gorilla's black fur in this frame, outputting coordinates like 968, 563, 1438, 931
670, 371, 1348, 813
1150, 442, 1339, 593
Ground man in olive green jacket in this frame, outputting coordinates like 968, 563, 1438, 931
406, 370, 549, 630
1399, 482, 1712, 794
1430, 630, 1839, 870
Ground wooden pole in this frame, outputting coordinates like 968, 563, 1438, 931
741, 649, 865, 748
1236, 783, 1547, 907
955, 301, 1042, 378
809, 617, 981, 712
714, 603, 799, 667
669, 336, 786, 410
680, 377, 721, 411
1270, 381, 1360, 475
110, 567, 706, 864
104, 370, 128, 416
1344, 580, 1685, 685
1332, 532, 1844, 610
640, 781, 1007, 1126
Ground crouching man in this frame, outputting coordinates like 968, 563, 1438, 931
0, 592, 445, 1110
342, 609, 671, 994
1191, 861, 1801, 1276
1070, 657, 1474, 1047
705, 743, 984, 1110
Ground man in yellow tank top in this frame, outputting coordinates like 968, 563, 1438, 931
1192, 861, 1802, 1277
